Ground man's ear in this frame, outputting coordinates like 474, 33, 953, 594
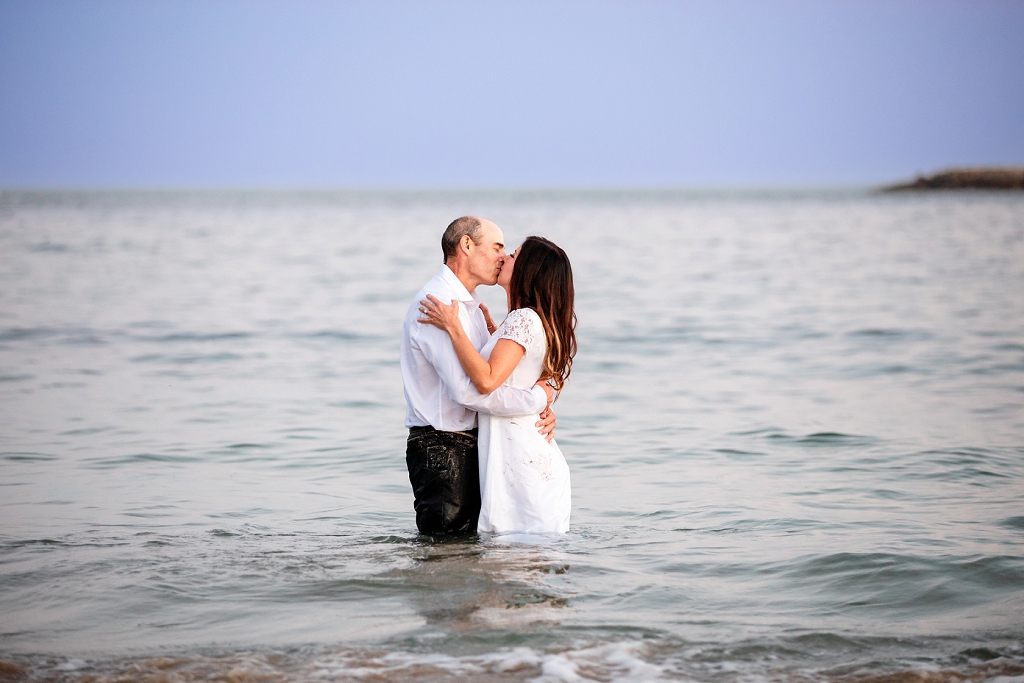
460, 234, 473, 254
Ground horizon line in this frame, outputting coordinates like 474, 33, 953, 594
0, 182, 884, 193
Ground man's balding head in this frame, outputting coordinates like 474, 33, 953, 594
441, 216, 483, 262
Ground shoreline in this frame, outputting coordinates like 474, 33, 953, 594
882, 167, 1024, 191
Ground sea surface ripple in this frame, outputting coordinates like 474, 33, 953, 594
1, 189, 1022, 682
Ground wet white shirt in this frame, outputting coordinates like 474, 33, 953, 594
401, 265, 547, 431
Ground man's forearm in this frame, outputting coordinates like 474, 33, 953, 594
450, 378, 547, 417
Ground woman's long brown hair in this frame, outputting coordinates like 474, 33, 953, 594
508, 236, 577, 394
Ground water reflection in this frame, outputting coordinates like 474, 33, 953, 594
395, 536, 573, 632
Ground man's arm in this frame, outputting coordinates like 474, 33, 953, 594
448, 372, 550, 417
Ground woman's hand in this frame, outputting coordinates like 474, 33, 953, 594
479, 303, 498, 335
418, 294, 462, 334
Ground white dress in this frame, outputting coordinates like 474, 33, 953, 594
477, 308, 571, 534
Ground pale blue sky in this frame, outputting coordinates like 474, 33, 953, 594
1, 0, 1022, 188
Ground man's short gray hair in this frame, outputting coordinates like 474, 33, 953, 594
441, 216, 483, 261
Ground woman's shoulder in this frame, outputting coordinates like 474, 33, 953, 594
505, 307, 542, 324
505, 307, 545, 332
498, 308, 544, 348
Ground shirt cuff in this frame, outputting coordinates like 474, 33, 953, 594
531, 385, 548, 412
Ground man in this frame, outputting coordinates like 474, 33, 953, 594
401, 216, 556, 535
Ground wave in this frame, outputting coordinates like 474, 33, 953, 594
2, 635, 1022, 683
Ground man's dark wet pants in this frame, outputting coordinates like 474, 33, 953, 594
406, 425, 480, 535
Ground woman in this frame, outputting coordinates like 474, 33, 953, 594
418, 236, 577, 534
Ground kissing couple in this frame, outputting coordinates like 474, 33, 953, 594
400, 216, 577, 537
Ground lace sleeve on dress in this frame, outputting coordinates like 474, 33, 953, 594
498, 308, 538, 350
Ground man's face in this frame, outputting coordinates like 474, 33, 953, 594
466, 221, 506, 287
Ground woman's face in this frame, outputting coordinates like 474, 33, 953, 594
497, 245, 520, 289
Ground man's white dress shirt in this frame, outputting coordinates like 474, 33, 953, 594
402, 265, 547, 431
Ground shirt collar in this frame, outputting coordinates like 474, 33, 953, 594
439, 265, 480, 306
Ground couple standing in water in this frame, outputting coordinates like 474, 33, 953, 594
400, 216, 577, 536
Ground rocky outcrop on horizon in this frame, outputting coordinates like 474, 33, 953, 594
883, 167, 1024, 191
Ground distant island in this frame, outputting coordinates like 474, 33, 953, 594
882, 167, 1024, 191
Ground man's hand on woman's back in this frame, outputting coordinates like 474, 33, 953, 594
535, 381, 556, 442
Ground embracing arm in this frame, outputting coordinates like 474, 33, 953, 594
414, 300, 551, 419
419, 294, 523, 395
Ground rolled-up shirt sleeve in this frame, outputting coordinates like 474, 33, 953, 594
417, 306, 547, 418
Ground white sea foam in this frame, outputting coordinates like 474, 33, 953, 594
301, 640, 671, 682
8, 639, 1024, 682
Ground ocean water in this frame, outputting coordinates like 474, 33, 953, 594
1, 189, 1022, 682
